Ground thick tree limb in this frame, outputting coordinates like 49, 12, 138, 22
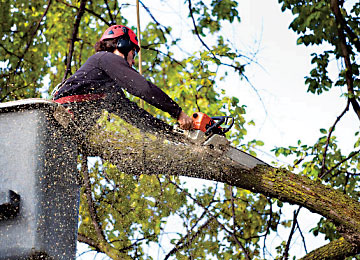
83, 122, 360, 259
77, 234, 102, 252
300, 237, 359, 260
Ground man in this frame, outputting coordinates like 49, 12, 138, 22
53, 25, 193, 137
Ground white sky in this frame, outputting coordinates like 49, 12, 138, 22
77, 0, 358, 259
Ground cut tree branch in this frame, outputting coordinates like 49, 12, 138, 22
84, 122, 360, 259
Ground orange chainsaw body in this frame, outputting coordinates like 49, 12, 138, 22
192, 112, 215, 133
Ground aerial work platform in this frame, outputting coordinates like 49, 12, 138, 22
0, 99, 79, 260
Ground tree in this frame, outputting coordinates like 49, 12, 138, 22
0, 0, 359, 259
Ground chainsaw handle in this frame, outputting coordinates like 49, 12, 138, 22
205, 116, 234, 136
219, 116, 234, 134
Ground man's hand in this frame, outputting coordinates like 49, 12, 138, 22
177, 111, 193, 130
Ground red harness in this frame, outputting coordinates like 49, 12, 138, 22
53, 93, 106, 104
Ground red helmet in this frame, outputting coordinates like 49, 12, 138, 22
100, 25, 140, 52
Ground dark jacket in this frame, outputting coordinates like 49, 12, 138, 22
53, 51, 182, 119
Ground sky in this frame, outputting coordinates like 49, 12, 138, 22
77, 0, 358, 259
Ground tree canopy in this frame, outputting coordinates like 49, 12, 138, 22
1, 0, 360, 259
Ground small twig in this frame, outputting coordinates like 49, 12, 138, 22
81, 154, 107, 242
163, 213, 216, 260
104, 0, 115, 24
296, 221, 308, 254
139, 0, 171, 36
55, 0, 110, 26
14, 0, 52, 75
229, 186, 251, 260
346, 171, 360, 176
320, 100, 350, 177
282, 207, 301, 260
319, 149, 360, 179
343, 172, 350, 194
144, 46, 186, 68
263, 198, 274, 259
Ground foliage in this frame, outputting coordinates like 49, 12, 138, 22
276, 0, 360, 253
278, 0, 360, 111
1, 0, 360, 259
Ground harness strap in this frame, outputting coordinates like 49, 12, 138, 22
53, 93, 106, 104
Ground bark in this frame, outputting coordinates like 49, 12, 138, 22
82, 123, 360, 259
300, 237, 358, 260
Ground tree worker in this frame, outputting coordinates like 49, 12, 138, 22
53, 25, 193, 142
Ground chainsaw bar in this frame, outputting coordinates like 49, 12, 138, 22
225, 146, 267, 170
174, 128, 267, 170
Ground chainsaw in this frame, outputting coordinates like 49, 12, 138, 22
174, 112, 267, 170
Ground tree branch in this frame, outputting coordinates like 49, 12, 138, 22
229, 186, 251, 260
104, 0, 115, 25
55, 0, 111, 26
282, 207, 301, 260
187, 0, 250, 76
164, 213, 216, 260
88, 126, 360, 232
139, 0, 171, 36
81, 154, 107, 243
78, 233, 102, 252
319, 100, 350, 177
300, 237, 359, 260
13, 0, 52, 75
330, 0, 360, 121
63, 0, 87, 81
330, 0, 360, 53
0, 0, 51, 101
296, 221, 308, 254
320, 149, 360, 179
85, 123, 360, 259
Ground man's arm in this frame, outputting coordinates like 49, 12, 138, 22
99, 52, 183, 119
